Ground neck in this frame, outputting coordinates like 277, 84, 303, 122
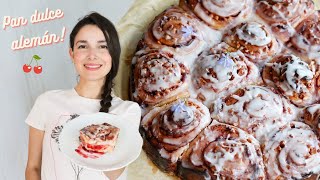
74, 78, 105, 99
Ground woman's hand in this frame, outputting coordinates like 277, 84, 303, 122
103, 167, 126, 180
25, 126, 44, 180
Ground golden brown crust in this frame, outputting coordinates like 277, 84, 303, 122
137, 6, 205, 55
301, 104, 320, 136
79, 123, 120, 153
262, 121, 320, 179
140, 98, 211, 173
256, 0, 315, 42
287, 10, 320, 63
224, 21, 280, 64
131, 49, 190, 106
262, 54, 318, 107
178, 122, 265, 179
179, 0, 253, 30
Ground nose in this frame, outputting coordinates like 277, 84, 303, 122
87, 48, 97, 60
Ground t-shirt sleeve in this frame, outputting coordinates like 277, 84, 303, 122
124, 101, 141, 130
25, 93, 47, 131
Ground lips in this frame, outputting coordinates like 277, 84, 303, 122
84, 64, 102, 71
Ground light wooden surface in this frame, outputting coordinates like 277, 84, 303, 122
116, 1, 320, 179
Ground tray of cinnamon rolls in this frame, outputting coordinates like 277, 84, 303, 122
128, 0, 320, 179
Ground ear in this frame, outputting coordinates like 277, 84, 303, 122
69, 48, 74, 63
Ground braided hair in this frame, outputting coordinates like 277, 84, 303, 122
69, 12, 121, 113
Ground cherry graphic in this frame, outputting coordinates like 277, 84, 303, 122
23, 64, 32, 73
34, 66, 42, 74
23, 55, 43, 74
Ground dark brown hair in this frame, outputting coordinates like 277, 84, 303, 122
69, 12, 121, 112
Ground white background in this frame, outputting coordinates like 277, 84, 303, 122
0, 0, 133, 179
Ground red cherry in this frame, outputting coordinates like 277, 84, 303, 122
23, 64, 32, 73
34, 66, 42, 74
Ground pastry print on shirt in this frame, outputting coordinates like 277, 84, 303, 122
51, 113, 80, 146
50, 113, 84, 180
71, 161, 84, 180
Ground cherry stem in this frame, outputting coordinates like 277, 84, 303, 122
28, 57, 34, 65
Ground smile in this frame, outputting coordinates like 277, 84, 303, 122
84, 64, 102, 71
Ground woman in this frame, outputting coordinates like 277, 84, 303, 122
25, 12, 141, 180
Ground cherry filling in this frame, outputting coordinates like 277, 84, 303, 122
75, 145, 104, 159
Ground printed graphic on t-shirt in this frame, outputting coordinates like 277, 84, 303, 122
50, 113, 86, 180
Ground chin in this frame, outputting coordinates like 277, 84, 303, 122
82, 76, 106, 82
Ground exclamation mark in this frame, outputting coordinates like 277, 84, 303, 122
60, 26, 66, 42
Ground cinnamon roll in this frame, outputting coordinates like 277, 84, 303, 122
262, 121, 320, 179
262, 54, 319, 107
301, 104, 320, 137
137, 6, 213, 66
190, 42, 260, 107
256, 0, 315, 42
224, 21, 280, 65
179, 0, 253, 30
131, 49, 190, 106
211, 86, 298, 139
287, 10, 320, 63
140, 99, 211, 173
178, 121, 265, 179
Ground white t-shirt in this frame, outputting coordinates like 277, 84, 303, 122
25, 89, 141, 180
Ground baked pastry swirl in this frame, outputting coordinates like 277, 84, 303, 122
190, 42, 260, 106
224, 21, 280, 64
79, 123, 120, 154
179, 0, 253, 30
262, 54, 318, 107
131, 49, 190, 106
262, 121, 320, 179
178, 121, 265, 179
256, 0, 315, 42
140, 99, 211, 173
137, 6, 212, 66
126, 1, 320, 179
301, 104, 320, 136
211, 86, 297, 139
287, 10, 320, 63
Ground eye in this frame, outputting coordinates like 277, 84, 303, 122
77, 45, 86, 49
99, 45, 108, 49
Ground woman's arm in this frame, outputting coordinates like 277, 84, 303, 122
103, 167, 126, 180
25, 126, 44, 180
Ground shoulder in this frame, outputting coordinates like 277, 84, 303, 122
110, 95, 141, 114
35, 89, 73, 104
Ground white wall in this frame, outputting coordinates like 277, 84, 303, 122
0, 0, 133, 179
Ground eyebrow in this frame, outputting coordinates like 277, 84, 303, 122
75, 40, 107, 45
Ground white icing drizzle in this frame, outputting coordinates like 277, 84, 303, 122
193, 52, 245, 91
144, 7, 223, 69
152, 11, 199, 46
193, 0, 253, 30
265, 54, 315, 106
188, 123, 265, 179
127, 2, 320, 178
201, 0, 246, 17
139, 57, 184, 92
289, 11, 320, 62
263, 121, 320, 179
256, 0, 306, 39
159, 144, 189, 162
284, 56, 314, 92
80, 123, 119, 146
307, 104, 320, 115
212, 86, 297, 132
171, 101, 194, 124
141, 98, 211, 163
190, 42, 260, 107
236, 22, 272, 46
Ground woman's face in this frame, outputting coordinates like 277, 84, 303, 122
69, 25, 112, 82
